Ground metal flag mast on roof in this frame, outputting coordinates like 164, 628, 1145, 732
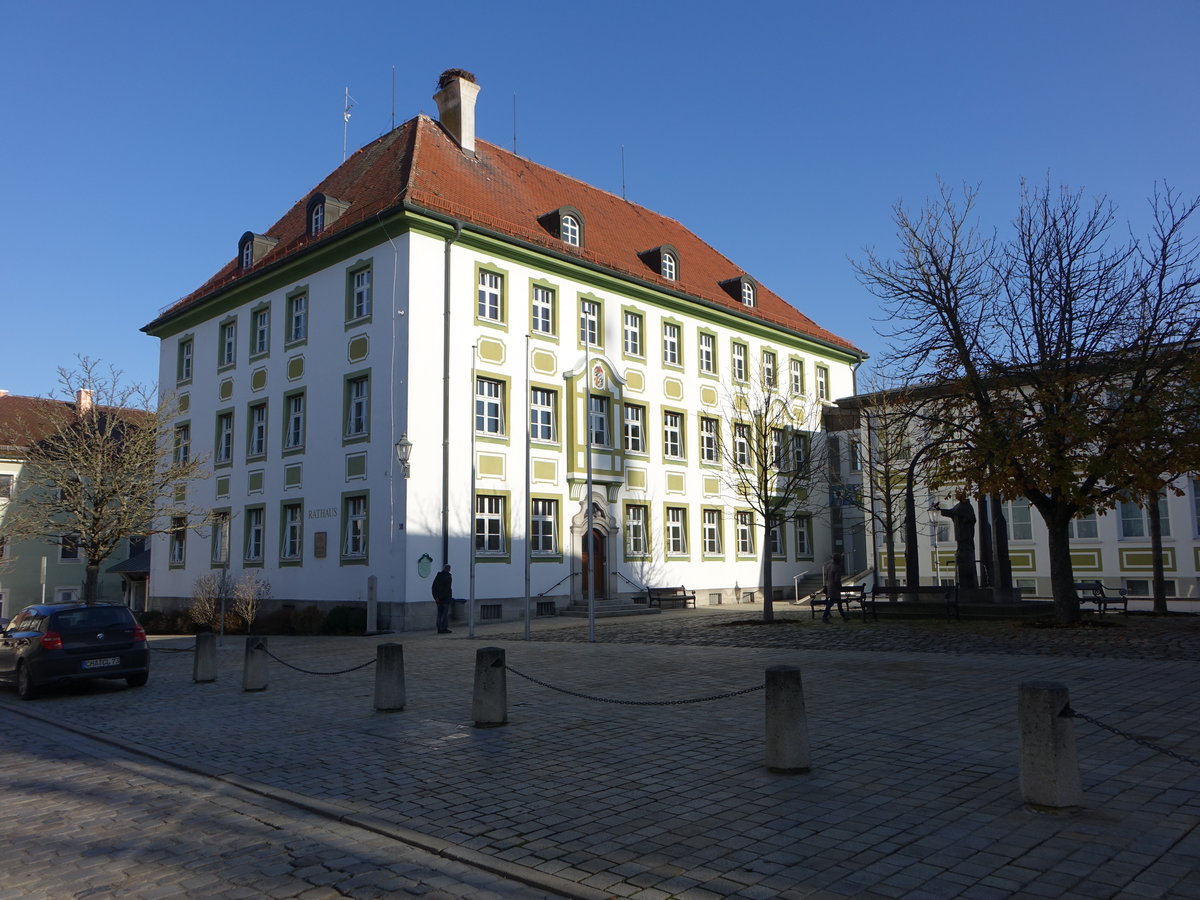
342, 87, 357, 161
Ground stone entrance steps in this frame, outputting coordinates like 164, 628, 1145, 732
559, 595, 661, 618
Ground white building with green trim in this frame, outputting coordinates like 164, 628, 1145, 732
142, 69, 865, 629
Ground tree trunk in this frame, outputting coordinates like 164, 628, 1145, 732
1042, 514, 1080, 624
904, 476, 920, 590
83, 562, 101, 605
976, 496, 993, 588
990, 496, 1013, 601
761, 519, 774, 623
1148, 492, 1169, 615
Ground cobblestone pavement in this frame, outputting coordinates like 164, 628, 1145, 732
2, 607, 1198, 899
0, 714, 566, 900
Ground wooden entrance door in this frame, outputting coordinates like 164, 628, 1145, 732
582, 529, 606, 599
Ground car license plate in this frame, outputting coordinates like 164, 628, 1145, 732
83, 657, 120, 669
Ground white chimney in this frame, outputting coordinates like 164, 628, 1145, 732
433, 68, 481, 154
75, 389, 93, 413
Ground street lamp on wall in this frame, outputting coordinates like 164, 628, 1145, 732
395, 434, 413, 478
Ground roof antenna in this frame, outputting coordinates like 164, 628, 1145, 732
391, 66, 396, 130
343, 87, 357, 161
512, 93, 518, 155
621, 145, 626, 200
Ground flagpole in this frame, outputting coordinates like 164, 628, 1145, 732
524, 333, 532, 640
585, 343, 595, 643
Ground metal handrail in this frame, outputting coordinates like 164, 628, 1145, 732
615, 571, 647, 594
536, 572, 575, 598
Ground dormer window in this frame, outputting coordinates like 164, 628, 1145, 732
306, 194, 350, 239
662, 252, 678, 281
639, 244, 681, 282
720, 274, 759, 307
238, 232, 279, 271
561, 214, 581, 247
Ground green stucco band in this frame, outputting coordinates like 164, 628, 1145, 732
478, 454, 505, 476
284, 464, 302, 487
346, 454, 367, 478
348, 335, 369, 362
287, 356, 305, 380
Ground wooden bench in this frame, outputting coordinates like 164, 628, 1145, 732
870, 584, 961, 621
809, 584, 876, 621
1074, 581, 1128, 615
646, 586, 696, 609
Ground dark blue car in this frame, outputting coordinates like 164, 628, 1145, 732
0, 603, 149, 700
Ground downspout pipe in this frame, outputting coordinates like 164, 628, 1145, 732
442, 221, 462, 565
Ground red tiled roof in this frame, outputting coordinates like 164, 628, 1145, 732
0, 394, 148, 449
147, 116, 862, 355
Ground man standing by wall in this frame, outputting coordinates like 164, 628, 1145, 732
432, 564, 453, 634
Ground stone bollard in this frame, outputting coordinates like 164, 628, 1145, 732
193, 632, 217, 683
1018, 681, 1083, 809
472, 646, 507, 727
374, 643, 406, 711
765, 665, 810, 773
242, 635, 269, 692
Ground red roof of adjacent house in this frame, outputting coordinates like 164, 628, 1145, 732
146, 115, 862, 356
0, 394, 147, 450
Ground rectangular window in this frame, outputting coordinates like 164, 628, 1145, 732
736, 511, 754, 555
1005, 498, 1033, 541
177, 338, 193, 383
734, 423, 750, 467
248, 403, 267, 458
795, 514, 812, 557
0, 473, 12, 499
60, 533, 80, 561
530, 387, 556, 441
476, 378, 505, 435
792, 431, 810, 471
699, 333, 715, 375
1068, 512, 1098, 540
169, 517, 186, 565
662, 322, 681, 366
625, 505, 648, 556
173, 423, 191, 464
350, 266, 372, 320
530, 498, 557, 554
288, 292, 308, 343
245, 507, 264, 562
790, 359, 804, 396
253, 308, 270, 355
345, 375, 370, 438
220, 321, 237, 367
768, 516, 785, 557
343, 495, 368, 558
772, 428, 787, 470
532, 285, 555, 335
703, 509, 722, 555
849, 440, 862, 472
284, 393, 305, 450
666, 507, 687, 555
623, 403, 645, 453
663, 411, 684, 460
211, 511, 230, 564
588, 396, 610, 447
762, 350, 777, 388
816, 365, 829, 401
478, 270, 503, 321
580, 299, 600, 347
215, 413, 233, 464
732, 342, 747, 382
623, 311, 643, 356
1120, 494, 1170, 538
475, 495, 506, 554
700, 417, 718, 463
281, 503, 303, 561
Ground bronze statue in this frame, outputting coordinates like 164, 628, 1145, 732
937, 499, 978, 589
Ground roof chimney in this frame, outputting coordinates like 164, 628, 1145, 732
75, 389, 93, 414
433, 68, 481, 155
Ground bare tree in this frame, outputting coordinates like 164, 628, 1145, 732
857, 180, 1200, 623
189, 571, 226, 631
716, 366, 827, 623
230, 570, 271, 633
1, 357, 209, 604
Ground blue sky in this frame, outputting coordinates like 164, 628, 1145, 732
3, 0, 1197, 398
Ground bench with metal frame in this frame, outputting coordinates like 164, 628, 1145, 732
646, 586, 697, 609
1074, 581, 1129, 615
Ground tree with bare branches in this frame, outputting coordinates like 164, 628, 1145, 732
716, 367, 827, 623
856, 180, 1200, 623
1, 357, 209, 604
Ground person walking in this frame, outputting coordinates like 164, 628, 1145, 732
822, 552, 849, 622
432, 564, 453, 634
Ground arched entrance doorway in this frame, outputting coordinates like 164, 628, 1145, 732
570, 494, 614, 604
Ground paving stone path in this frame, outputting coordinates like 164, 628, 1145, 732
2, 607, 1198, 899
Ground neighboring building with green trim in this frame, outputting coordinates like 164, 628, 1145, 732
0, 392, 145, 618
142, 69, 866, 629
